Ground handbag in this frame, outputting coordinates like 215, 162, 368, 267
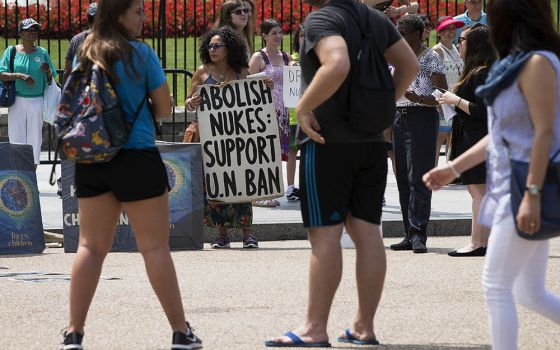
0, 46, 17, 107
510, 148, 560, 240
183, 120, 200, 143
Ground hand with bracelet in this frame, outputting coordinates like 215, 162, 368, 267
185, 94, 202, 112
422, 160, 462, 191
7, 72, 35, 85
437, 91, 466, 110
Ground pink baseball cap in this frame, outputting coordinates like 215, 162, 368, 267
436, 17, 465, 32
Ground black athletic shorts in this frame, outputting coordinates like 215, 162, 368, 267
299, 141, 387, 227
75, 148, 169, 202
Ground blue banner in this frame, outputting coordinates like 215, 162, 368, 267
62, 142, 204, 252
0, 143, 45, 255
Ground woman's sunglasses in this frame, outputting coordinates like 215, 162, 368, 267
207, 43, 226, 51
232, 8, 249, 15
23, 27, 39, 32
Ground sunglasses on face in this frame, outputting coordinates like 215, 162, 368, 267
208, 43, 225, 51
232, 8, 249, 15
23, 27, 39, 32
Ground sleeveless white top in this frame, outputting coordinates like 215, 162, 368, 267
433, 42, 464, 90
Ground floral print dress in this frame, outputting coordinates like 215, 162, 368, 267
259, 49, 290, 161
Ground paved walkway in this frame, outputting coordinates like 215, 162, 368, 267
1, 237, 559, 349
37, 152, 473, 237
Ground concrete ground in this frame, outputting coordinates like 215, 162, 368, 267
1, 237, 560, 349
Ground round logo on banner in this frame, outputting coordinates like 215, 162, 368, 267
0, 176, 33, 218
163, 159, 184, 195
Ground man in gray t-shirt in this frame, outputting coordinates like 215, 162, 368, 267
63, 3, 97, 83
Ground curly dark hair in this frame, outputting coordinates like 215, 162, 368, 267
199, 27, 249, 74
397, 14, 425, 41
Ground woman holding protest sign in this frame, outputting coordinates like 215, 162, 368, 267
185, 27, 263, 249
59, 1, 202, 349
248, 19, 293, 207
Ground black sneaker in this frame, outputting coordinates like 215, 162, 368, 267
412, 239, 428, 254
171, 323, 203, 350
389, 239, 412, 251
286, 188, 301, 201
59, 330, 84, 350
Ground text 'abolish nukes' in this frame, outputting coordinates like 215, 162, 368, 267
198, 79, 273, 113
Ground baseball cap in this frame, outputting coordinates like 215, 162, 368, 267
87, 3, 97, 17
18, 18, 41, 33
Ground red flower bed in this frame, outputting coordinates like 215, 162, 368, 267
0, 0, 463, 38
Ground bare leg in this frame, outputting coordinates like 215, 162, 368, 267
268, 224, 344, 344
122, 192, 187, 333
435, 132, 448, 166
387, 150, 396, 176
456, 184, 489, 253
68, 192, 121, 333
287, 149, 298, 187
343, 215, 386, 341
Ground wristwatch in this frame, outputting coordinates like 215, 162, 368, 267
525, 184, 541, 196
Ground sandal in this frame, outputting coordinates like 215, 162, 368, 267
252, 199, 280, 207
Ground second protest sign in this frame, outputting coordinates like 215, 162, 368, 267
197, 78, 284, 203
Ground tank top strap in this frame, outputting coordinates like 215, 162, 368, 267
281, 51, 290, 65
259, 49, 271, 65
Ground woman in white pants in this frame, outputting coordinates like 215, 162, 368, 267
0, 18, 57, 165
423, 0, 560, 348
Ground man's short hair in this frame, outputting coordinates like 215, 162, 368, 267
397, 14, 425, 38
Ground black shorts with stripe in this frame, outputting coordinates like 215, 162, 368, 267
299, 141, 387, 228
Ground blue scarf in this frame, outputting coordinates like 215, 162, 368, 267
476, 51, 535, 105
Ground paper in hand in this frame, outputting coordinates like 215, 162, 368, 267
432, 89, 457, 122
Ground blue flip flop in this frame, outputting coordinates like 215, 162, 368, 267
264, 331, 332, 347
337, 328, 380, 345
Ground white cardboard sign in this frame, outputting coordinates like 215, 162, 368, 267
196, 78, 284, 203
282, 66, 302, 108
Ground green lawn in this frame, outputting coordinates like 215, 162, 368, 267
1, 0, 558, 104
0, 35, 295, 105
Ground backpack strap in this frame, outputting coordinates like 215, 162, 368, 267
259, 49, 270, 65
282, 51, 290, 65
9, 46, 16, 73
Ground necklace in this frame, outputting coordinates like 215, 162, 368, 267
213, 65, 229, 82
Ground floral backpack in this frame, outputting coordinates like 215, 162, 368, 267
48, 64, 145, 185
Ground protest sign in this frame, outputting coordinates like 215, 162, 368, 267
0, 143, 45, 255
197, 78, 284, 203
61, 142, 204, 252
282, 66, 302, 108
